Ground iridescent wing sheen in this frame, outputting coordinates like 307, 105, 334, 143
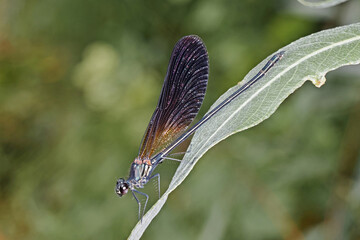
138, 35, 209, 159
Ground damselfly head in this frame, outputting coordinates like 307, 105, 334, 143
115, 178, 129, 197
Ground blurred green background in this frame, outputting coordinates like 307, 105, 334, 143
1, 0, 360, 239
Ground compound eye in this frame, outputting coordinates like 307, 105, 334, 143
115, 178, 129, 197
121, 187, 128, 195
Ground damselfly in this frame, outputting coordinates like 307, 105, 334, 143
115, 35, 284, 220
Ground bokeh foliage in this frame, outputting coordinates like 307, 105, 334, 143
0, 0, 359, 239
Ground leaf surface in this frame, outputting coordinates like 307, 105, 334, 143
128, 23, 360, 240
297, 0, 348, 8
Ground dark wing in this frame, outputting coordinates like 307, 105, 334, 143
138, 35, 209, 159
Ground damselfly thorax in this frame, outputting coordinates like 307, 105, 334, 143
129, 158, 154, 186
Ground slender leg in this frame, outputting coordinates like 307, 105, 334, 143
168, 151, 188, 156
162, 156, 181, 162
132, 189, 149, 222
150, 173, 161, 199
158, 151, 188, 164
131, 190, 142, 221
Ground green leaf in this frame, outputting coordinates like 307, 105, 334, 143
297, 0, 349, 8
128, 22, 360, 240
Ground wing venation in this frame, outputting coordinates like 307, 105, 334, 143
138, 35, 209, 159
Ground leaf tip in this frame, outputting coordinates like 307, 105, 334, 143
307, 74, 327, 88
